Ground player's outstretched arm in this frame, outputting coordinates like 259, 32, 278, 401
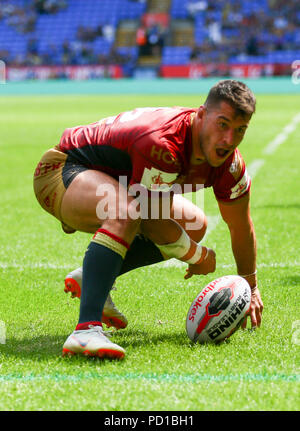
217, 194, 264, 328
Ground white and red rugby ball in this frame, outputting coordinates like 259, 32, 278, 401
186, 275, 251, 344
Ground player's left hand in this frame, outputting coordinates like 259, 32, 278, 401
242, 285, 264, 329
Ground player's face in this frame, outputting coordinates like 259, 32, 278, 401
192, 101, 251, 167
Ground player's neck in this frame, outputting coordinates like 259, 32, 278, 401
190, 113, 205, 165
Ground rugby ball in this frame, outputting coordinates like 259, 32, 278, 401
186, 275, 251, 344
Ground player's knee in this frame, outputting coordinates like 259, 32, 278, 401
117, 197, 142, 224
103, 198, 142, 243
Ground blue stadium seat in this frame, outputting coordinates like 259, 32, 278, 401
162, 46, 192, 65
0, 0, 146, 62
170, 0, 190, 19
1, 0, 299, 69
93, 38, 113, 56
116, 47, 139, 59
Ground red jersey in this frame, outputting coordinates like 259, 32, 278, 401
58, 107, 251, 202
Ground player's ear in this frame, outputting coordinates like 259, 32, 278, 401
197, 105, 205, 120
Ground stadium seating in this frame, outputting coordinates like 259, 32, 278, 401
0, 0, 299, 74
0, 0, 146, 64
162, 46, 192, 65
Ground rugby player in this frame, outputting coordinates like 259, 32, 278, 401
33, 80, 263, 359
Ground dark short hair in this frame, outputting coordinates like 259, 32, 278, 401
204, 80, 256, 117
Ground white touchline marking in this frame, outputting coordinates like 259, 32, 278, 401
263, 112, 300, 155
202, 214, 221, 240
0, 262, 72, 269
0, 261, 299, 270
158, 259, 300, 269
247, 158, 265, 178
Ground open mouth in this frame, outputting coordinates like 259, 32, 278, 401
216, 148, 230, 158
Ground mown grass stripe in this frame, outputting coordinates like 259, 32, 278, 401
0, 372, 298, 383
1, 262, 299, 270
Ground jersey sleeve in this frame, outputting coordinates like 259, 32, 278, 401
213, 149, 251, 202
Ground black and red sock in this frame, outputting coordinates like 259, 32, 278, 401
119, 234, 164, 275
78, 229, 129, 325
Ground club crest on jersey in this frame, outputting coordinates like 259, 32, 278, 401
230, 169, 251, 199
141, 167, 178, 191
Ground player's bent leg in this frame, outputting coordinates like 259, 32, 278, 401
170, 194, 207, 243
64, 267, 128, 329
140, 194, 207, 247
61, 170, 141, 359
34, 155, 134, 358
60, 168, 139, 240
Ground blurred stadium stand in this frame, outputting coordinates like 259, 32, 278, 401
0, 0, 299, 79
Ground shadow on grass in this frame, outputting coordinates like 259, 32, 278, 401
0, 334, 67, 360
0, 329, 192, 360
280, 275, 300, 286
116, 328, 191, 348
0, 323, 240, 361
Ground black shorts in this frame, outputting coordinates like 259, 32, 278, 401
62, 155, 89, 188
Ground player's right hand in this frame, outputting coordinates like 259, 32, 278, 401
184, 248, 216, 279
241, 285, 263, 329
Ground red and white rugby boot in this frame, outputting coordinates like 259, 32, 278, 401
64, 267, 128, 330
62, 325, 125, 359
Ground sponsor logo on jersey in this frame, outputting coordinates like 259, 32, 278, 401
150, 145, 181, 167
140, 167, 178, 191
230, 169, 250, 199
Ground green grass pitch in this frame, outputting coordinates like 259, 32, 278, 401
0, 92, 299, 411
